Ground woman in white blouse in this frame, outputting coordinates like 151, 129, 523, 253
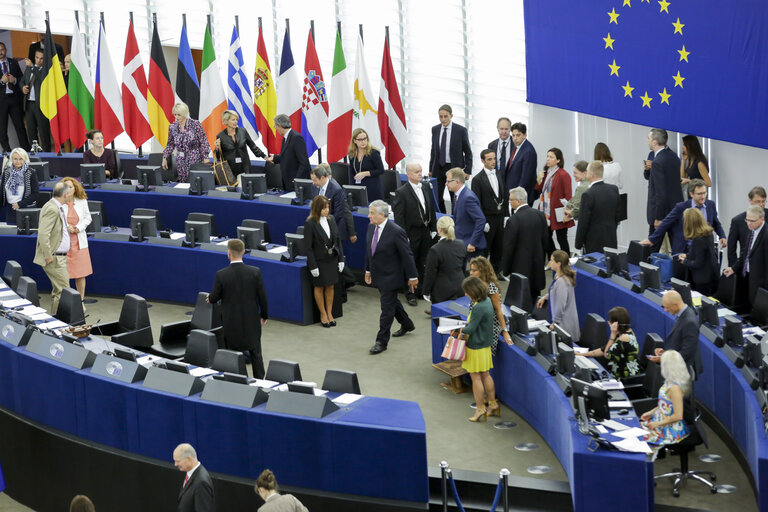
594, 142, 623, 190
303, 195, 344, 327
60, 177, 93, 303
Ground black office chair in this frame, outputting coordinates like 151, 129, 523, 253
28, 155, 42, 162
265, 359, 302, 383
113, 151, 123, 180
149, 152, 175, 182
55, 288, 86, 326
503, 273, 533, 314
713, 274, 739, 310
16, 276, 39, 307
242, 219, 271, 243
746, 287, 768, 327
264, 163, 283, 190
626, 362, 663, 412
132, 208, 163, 231
37, 190, 51, 204
152, 292, 223, 359
212, 349, 247, 376
187, 212, 218, 237
88, 200, 107, 226
2, 260, 22, 290
330, 162, 349, 186
580, 313, 608, 351
189, 163, 213, 171
92, 294, 153, 349
322, 369, 361, 394
636, 332, 664, 374
182, 330, 218, 368
379, 170, 401, 204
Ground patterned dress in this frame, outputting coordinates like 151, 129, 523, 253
162, 118, 211, 183
643, 381, 690, 447
604, 331, 640, 378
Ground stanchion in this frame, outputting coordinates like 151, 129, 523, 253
440, 461, 449, 512
446, 469, 466, 512
501, 468, 510, 512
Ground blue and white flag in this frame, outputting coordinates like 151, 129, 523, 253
227, 25, 259, 141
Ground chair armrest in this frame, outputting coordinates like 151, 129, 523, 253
622, 383, 646, 401
92, 321, 120, 337
620, 374, 645, 387
112, 326, 153, 350
158, 320, 191, 343
631, 397, 657, 417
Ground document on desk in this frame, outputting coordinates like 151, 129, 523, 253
251, 378, 279, 388
594, 379, 624, 390
612, 437, 653, 454
170, 232, 186, 240
37, 319, 68, 330
0, 290, 15, 298
610, 427, 649, 439
527, 319, 550, 330
136, 354, 162, 366
189, 367, 218, 378
608, 400, 633, 408
601, 419, 630, 431
333, 393, 363, 405
718, 307, 736, 317
30, 312, 52, 321
174, 183, 191, 189
2, 298, 31, 308
572, 346, 589, 354
281, 192, 297, 199
268, 245, 287, 254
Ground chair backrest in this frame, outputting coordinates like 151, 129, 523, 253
187, 212, 218, 237
752, 288, 768, 326
580, 313, 608, 351
37, 190, 52, 204
189, 163, 213, 171
16, 276, 39, 307
212, 349, 247, 375
322, 369, 361, 394
3, 260, 22, 290
56, 288, 86, 325
265, 163, 283, 190
330, 162, 349, 186
642, 362, 663, 398
242, 219, 271, 243
190, 292, 222, 330
114, 151, 123, 179
379, 170, 401, 204
149, 153, 175, 182
503, 273, 532, 313
88, 200, 107, 226
265, 359, 302, 383
132, 208, 163, 230
118, 294, 151, 332
184, 330, 219, 368
640, 332, 664, 370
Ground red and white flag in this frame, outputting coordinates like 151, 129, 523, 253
121, 20, 152, 148
377, 35, 407, 169
94, 22, 124, 146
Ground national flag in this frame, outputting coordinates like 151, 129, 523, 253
147, 21, 175, 147
66, 20, 92, 148
199, 22, 228, 151
227, 25, 259, 142
176, 21, 200, 120
300, 30, 329, 158
39, 20, 73, 149
327, 30, 353, 163
94, 22, 124, 146
253, 24, 278, 154
121, 19, 152, 148
353, 35, 381, 148
377, 34, 407, 169
276, 26, 302, 138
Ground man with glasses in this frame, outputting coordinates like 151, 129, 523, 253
724, 205, 768, 308
446, 168, 486, 261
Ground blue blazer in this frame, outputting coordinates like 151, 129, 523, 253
273, 130, 311, 190
644, 147, 681, 225
365, 220, 418, 292
649, 199, 725, 254
429, 122, 473, 175
505, 138, 538, 205
453, 186, 487, 250
312, 178, 356, 241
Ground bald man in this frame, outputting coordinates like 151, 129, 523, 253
173, 443, 215, 512
652, 291, 702, 377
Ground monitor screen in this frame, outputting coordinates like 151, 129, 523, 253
552, 323, 573, 347
534, 326, 556, 355
723, 315, 744, 347
504, 273, 533, 313
294, 178, 314, 204
743, 336, 763, 368
699, 297, 719, 327
639, 262, 662, 291
185, 220, 211, 245
240, 174, 267, 199
627, 240, 651, 266
27, 161, 50, 182
15, 208, 40, 235
603, 247, 629, 278
242, 219, 271, 243
343, 184, 369, 208
113, 347, 138, 362
557, 342, 575, 374
136, 165, 163, 187
80, 163, 107, 188
508, 305, 529, 335
130, 215, 159, 241
670, 278, 694, 309
188, 170, 216, 195
237, 226, 264, 250
284, 233, 304, 261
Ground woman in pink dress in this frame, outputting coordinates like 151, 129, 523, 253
61, 177, 93, 303
162, 102, 211, 183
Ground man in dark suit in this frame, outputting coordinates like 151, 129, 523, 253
365, 200, 418, 354
652, 291, 702, 377
575, 161, 622, 255
173, 443, 215, 512
428, 104, 472, 213
488, 117, 513, 173
505, 122, 538, 205
727, 187, 767, 307
641, 179, 726, 254
446, 168, 486, 260
21, 49, 51, 152
267, 114, 311, 191
724, 205, 768, 308
644, 128, 682, 252
502, 187, 548, 304
393, 163, 437, 306
471, 149, 507, 275
207, 239, 269, 378
0, 43, 29, 152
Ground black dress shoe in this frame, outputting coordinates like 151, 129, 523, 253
321, 322, 331, 328
369, 343, 387, 354
406, 296, 418, 307
392, 325, 415, 337
329, 321, 337, 327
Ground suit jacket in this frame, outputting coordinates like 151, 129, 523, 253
683, 235, 719, 288
208, 262, 268, 351
505, 138, 537, 204
453, 186, 486, 250
177, 464, 215, 512
488, 138, 514, 172
575, 181, 621, 254
429, 122, 472, 176
534, 167, 574, 230
303, 216, 344, 272
502, 205, 548, 294
313, 178, 355, 240
21, 65, 43, 109
471, 168, 508, 217
258, 493, 308, 512
33, 198, 65, 266
726, 208, 768, 268
665, 305, 702, 376
393, 181, 437, 241
273, 130, 310, 189
645, 147, 681, 225
649, 199, 726, 254
216, 127, 265, 175
365, 220, 418, 292
348, 149, 385, 200
422, 238, 466, 303
732, 225, 768, 304
0, 58, 24, 100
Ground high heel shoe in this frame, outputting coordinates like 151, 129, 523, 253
321, 322, 332, 328
329, 320, 337, 327
487, 400, 501, 417
468, 409, 487, 422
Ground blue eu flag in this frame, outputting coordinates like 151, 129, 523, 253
524, 0, 768, 149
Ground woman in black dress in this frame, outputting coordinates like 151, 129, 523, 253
678, 208, 719, 295
304, 195, 345, 327
680, 135, 711, 187
422, 216, 466, 305
347, 128, 385, 200
215, 110, 267, 178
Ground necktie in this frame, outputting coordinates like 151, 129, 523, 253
2, 61, 7, 75
371, 226, 380, 255
499, 141, 507, 171
439, 127, 447, 166
508, 145, 518, 168
320, 187, 326, 197
743, 229, 755, 277
184, 474, 189, 487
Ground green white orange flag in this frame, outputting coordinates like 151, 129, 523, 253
199, 22, 227, 151
327, 29, 352, 162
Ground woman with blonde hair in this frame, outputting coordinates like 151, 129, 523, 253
422, 216, 466, 308
537, 250, 580, 340
60, 177, 92, 302
677, 207, 719, 295
1, 147, 38, 224
162, 102, 211, 182
347, 128, 385, 200
642, 349, 691, 449
215, 109, 266, 177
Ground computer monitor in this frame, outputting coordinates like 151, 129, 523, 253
287, 382, 315, 394
240, 174, 267, 200
639, 262, 662, 291
185, 220, 211, 246
343, 184, 369, 209
557, 342, 575, 374
552, 323, 573, 347
570, 378, 611, 423
508, 305, 529, 335
743, 336, 763, 368
27, 161, 50, 181
603, 247, 629, 278
627, 240, 651, 266
113, 347, 138, 362
534, 326, 557, 355
15, 208, 40, 235
213, 372, 250, 385
130, 215, 159, 242
242, 219, 271, 243
164, 360, 190, 374
723, 316, 744, 347
136, 165, 163, 190
86, 211, 103, 234
670, 278, 694, 309
188, 170, 216, 195
294, 178, 314, 205
284, 233, 304, 262
237, 226, 264, 250
80, 163, 107, 188
699, 297, 720, 327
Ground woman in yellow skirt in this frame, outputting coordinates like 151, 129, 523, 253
459, 276, 498, 422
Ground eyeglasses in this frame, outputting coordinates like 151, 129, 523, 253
446, 179, 458, 184
354, 137, 368, 142
746, 218, 761, 224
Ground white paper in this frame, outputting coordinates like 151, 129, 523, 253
280, 192, 297, 199
274, 383, 289, 391
610, 427, 650, 439
333, 393, 364, 405
527, 319, 549, 329
267, 245, 287, 254
30, 312, 52, 321
691, 290, 704, 299
600, 419, 631, 431
216, 240, 229, 246
612, 437, 653, 454
2, 298, 31, 308
17, 305, 47, 315
554, 207, 565, 222
437, 321, 466, 335
313, 389, 328, 396
38, 320, 68, 329
174, 183, 191, 189
608, 400, 633, 408
572, 346, 589, 354
0, 290, 15, 297
744, 327, 766, 336
189, 367, 219, 378
136, 354, 162, 365
251, 378, 280, 388
170, 232, 186, 240
594, 425, 609, 434
594, 379, 625, 390
560, 198, 569, 206
718, 307, 736, 317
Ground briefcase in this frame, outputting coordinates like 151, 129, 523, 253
213, 148, 236, 187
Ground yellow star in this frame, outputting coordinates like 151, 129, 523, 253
641, 0, 650, 2
608, 59, 621, 77
640, 91, 653, 108
603, 33, 615, 50
622, 81, 634, 98
608, 8, 620, 24
672, 71, 685, 88
672, 17, 685, 34
677, 45, 690, 62
623, 0, 631, 6
658, 88, 671, 105
658, 0, 670, 13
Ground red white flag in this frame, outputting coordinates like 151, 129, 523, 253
94, 22, 124, 146
377, 35, 407, 169
121, 20, 152, 148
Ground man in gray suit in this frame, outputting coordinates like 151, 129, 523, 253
651, 291, 702, 377
33, 181, 72, 314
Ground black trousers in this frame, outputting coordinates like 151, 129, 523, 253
245, 348, 265, 379
547, 226, 570, 258
435, 163, 454, 213
406, 228, 432, 299
376, 288, 414, 346
484, 214, 505, 271
0, 94, 29, 152
25, 100, 51, 151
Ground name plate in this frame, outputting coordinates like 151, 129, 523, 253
152, 186, 190, 195
201, 379, 269, 408
91, 353, 148, 383
0, 316, 33, 347
26, 330, 96, 369
266, 390, 340, 418
206, 190, 242, 200
100, 183, 137, 192
142, 365, 204, 396
93, 232, 131, 242
258, 194, 294, 205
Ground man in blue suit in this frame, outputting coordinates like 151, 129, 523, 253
644, 128, 682, 252
505, 122, 538, 205
429, 104, 472, 213
641, 179, 726, 254
267, 114, 311, 191
446, 167, 486, 259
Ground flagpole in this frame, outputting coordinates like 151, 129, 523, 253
359, 24, 363, 44
309, 20, 322, 164
235, 15, 239, 35
337, 20, 347, 165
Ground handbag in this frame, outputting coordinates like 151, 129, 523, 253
212, 147, 236, 187
441, 329, 467, 361
649, 252, 673, 283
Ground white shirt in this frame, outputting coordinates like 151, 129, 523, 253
588, 179, 604, 188
454, 184, 465, 203
511, 138, 525, 162
319, 216, 331, 238
52, 198, 70, 254
185, 462, 201, 486
409, 181, 426, 211
514, 203, 527, 214
496, 138, 511, 169
318, 178, 328, 197
440, 123, 453, 164
653, 146, 665, 158
484, 167, 499, 196
27, 68, 38, 101
602, 161, 623, 190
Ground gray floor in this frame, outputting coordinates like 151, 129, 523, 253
0, 285, 758, 511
